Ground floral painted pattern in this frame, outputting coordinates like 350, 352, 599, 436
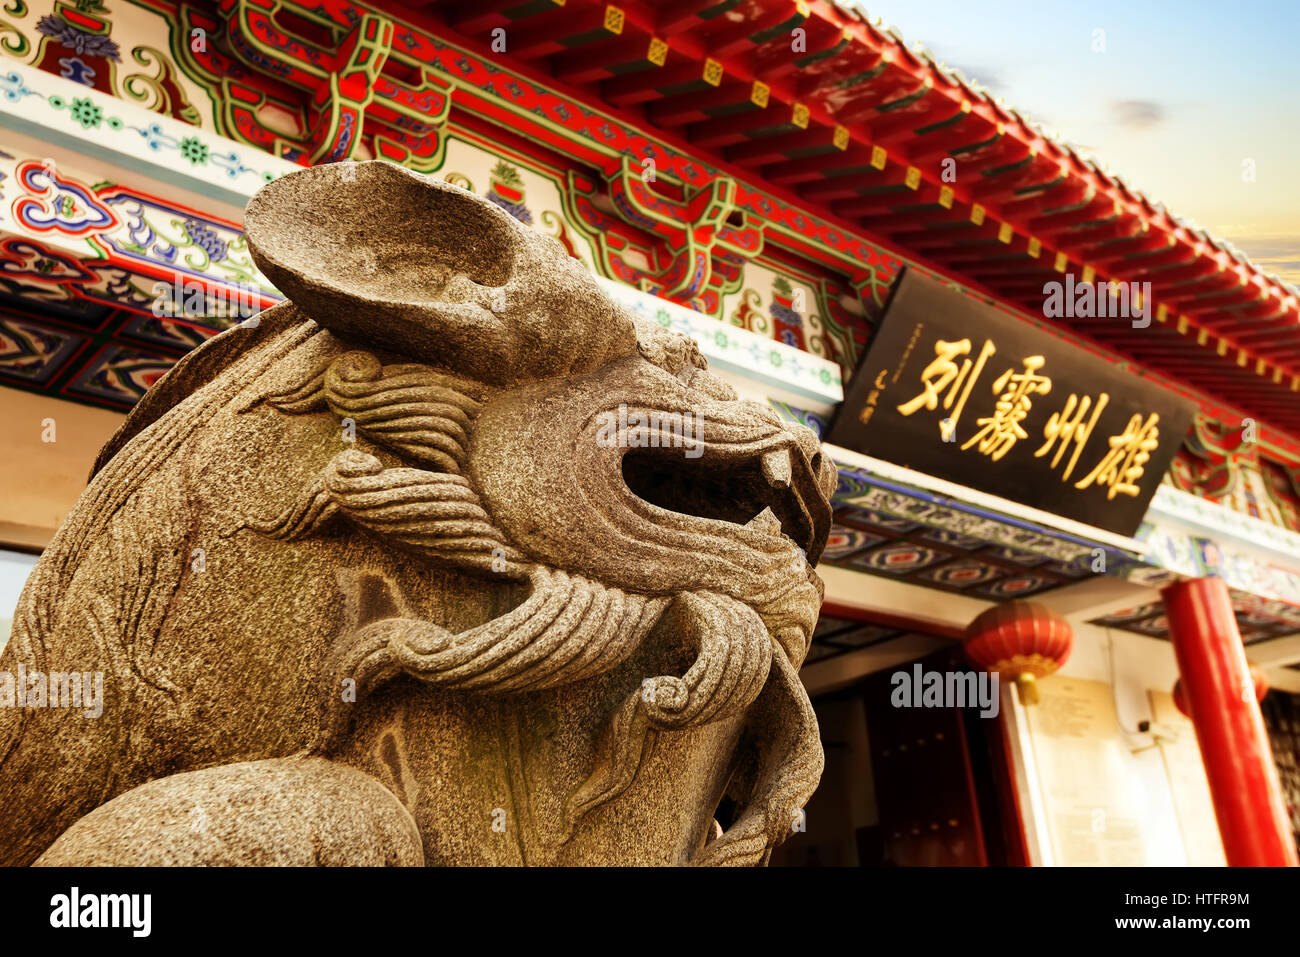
36, 16, 120, 61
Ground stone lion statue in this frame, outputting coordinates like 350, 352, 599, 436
0, 161, 835, 866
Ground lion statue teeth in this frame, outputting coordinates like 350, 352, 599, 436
0, 161, 836, 866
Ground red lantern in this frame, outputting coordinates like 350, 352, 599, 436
963, 601, 1073, 705
1173, 661, 1268, 718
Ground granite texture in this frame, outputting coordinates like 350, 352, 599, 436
0, 161, 835, 866
35, 757, 423, 866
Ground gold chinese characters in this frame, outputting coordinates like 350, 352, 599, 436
896, 337, 1159, 498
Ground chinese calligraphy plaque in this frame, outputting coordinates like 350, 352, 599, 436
827, 269, 1195, 537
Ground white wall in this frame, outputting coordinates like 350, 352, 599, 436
0, 550, 37, 656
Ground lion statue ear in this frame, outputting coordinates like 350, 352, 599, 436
244, 160, 639, 386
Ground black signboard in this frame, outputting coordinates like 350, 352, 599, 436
827, 268, 1196, 538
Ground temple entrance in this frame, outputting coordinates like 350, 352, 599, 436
771, 631, 1028, 867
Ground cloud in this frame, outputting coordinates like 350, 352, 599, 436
942, 61, 1004, 91
1223, 236, 1300, 289
1111, 99, 1165, 130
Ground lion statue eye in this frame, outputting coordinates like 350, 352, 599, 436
632, 317, 737, 401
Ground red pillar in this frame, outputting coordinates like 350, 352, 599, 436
1161, 578, 1298, 866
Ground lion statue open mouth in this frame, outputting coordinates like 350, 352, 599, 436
0, 161, 835, 866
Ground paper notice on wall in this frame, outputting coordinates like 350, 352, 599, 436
1025, 676, 1146, 866
1149, 689, 1226, 866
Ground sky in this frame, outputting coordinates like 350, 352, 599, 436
847, 0, 1300, 286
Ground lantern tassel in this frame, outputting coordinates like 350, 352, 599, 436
1014, 672, 1039, 706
